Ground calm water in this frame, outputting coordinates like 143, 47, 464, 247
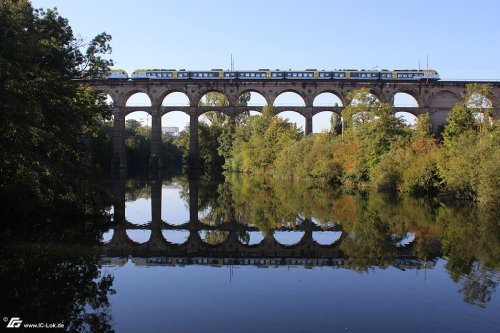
1, 172, 499, 332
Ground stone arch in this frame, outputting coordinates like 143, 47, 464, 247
198, 108, 231, 119
346, 89, 383, 106
105, 93, 115, 106
313, 90, 346, 106
466, 93, 494, 109
238, 89, 270, 106
273, 90, 307, 107
195, 89, 231, 107
312, 111, 336, 133
430, 90, 460, 108
123, 109, 152, 119
161, 111, 189, 138
393, 91, 420, 107
275, 110, 305, 132
161, 90, 191, 106
122, 90, 154, 107
395, 111, 418, 126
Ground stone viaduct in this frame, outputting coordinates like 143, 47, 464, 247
84, 79, 500, 169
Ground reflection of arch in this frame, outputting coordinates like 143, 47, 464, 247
199, 230, 229, 245
313, 91, 345, 106
162, 230, 189, 244
430, 90, 460, 108
102, 230, 114, 243
161, 91, 191, 106
238, 231, 265, 245
273, 231, 305, 246
312, 231, 342, 246
393, 91, 420, 107
274, 90, 306, 106
123, 90, 153, 106
126, 230, 151, 244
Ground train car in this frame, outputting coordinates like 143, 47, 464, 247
393, 69, 439, 80
284, 70, 317, 79
348, 70, 380, 80
237, 69, 269, 79
131, 69, 176, 79
125, 68, 439, 81
104, 69, 128, 79
83, 69, 128, 80
176, 70, 190, 79
190, 69, 224, 79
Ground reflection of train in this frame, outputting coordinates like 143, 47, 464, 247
98, 68, 440, 81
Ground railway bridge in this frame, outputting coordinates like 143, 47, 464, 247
84, 79, 500, 169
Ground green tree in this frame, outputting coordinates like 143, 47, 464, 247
0, 0, 114, 223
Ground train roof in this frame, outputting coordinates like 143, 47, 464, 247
130, 68, 439, 73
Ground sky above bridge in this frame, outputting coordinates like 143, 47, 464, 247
31, 0, 500, 131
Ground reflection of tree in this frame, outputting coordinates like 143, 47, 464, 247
440, 205, 500, 307
459, 262, 498, 308
202, 230, 229, 245
0, 247, 115, 332
125, 178, 151, 201
340, 210, 400, 271
170, 172, 499, 307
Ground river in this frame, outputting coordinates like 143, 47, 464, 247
1, 172, 499, 332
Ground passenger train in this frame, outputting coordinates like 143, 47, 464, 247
100, 68, 440, 81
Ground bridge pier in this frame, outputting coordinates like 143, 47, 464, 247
150, 107, 162, 169
149, 177, 165, 247
112, 107, 127, 170
305, 113, 313, 135
188, 111, 200, 169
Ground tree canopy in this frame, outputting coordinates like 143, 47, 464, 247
0, 0, 114, 223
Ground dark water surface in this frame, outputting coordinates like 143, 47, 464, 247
1, 172, 499, 332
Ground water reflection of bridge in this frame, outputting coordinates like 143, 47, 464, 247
104, 175, 431, 261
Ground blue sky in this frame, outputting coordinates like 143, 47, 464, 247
31, 0, 500, 130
